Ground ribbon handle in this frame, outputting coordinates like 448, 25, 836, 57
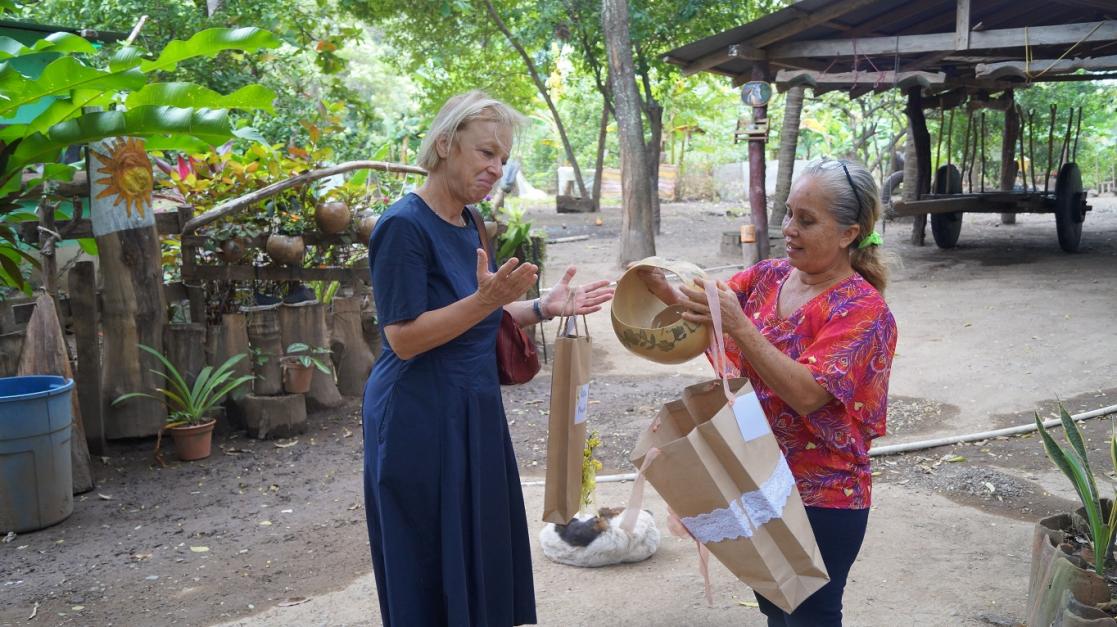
621, 448, 714, 607
704, 279, 734, 406
620, 448, 660, 533
667, 508, 714, 607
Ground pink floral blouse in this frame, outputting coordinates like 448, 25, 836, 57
720, 259, 897, 509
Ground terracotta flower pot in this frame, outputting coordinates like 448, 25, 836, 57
316, 201, 351, 235
356, 212, 379, 244
218, 237, 249, 263
266, 234, 305, 265
169, 419, 216, 461
282, 360, 314, 394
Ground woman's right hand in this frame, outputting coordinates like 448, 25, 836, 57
633, 266, 681, 306
475, 248, 538, 309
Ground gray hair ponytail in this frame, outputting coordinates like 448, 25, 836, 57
795, 158, 888, 293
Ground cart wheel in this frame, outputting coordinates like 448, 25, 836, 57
1054, 162, 1084, 253
930, 164, 963, 249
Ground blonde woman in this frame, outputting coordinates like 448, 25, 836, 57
362, 91, 612, 626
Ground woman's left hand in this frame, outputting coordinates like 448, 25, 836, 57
678, 277, 749, 335
542, 266, 615, 317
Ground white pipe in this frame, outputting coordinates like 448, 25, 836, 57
519, 403, 1117, 487
869, 403, 1117, 456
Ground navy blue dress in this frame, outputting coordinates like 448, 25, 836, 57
362, 193, 536, 626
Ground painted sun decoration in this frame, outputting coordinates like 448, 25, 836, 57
92, 137, 154, 219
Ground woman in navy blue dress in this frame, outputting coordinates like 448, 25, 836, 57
363, 91, 613, 626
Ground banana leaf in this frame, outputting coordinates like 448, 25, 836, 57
125, 83, 276, 113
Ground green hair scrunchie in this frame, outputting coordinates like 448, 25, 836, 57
857, 231, 883, 249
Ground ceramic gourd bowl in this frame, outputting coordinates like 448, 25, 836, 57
610, 257, 710, 364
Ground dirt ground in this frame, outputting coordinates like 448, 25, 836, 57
3, 196, 1116, 627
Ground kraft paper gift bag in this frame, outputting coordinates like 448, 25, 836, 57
622, 281, 828, 612
542, 313, 592, 524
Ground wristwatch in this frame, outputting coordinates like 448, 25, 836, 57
532, 298, 551, 321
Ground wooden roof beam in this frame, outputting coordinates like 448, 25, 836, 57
775, 68, 947, 91
766, 20, 1117, 59
746, 0, 883, 48
975, 53, 1117, 79
956, 0, 971, 50
673, 43, 766, 76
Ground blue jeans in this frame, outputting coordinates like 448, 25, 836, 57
756, 506, 870, 627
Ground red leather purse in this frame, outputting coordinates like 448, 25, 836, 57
466, 206, 541, 385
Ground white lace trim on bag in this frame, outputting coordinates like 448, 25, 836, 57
679, 457, 795, 543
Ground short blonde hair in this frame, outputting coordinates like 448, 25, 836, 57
416, 90, 524, 171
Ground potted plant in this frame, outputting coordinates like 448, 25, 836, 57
315, 200, 351, 235
266, 198, 307, 265
1026, 405, 1117, 625
281, 342, 333, 394
112, 345, 255, 461
209, 220, 264, 264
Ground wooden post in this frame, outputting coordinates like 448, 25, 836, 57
246, 308, 283, 396
279, 302, 344, 411
748, 62, 771, 260
1017, 105, 1028, 191
92, 138, 167, 438
955, 0, 971, 51
1045, 105, 1057, 195
1029, 109, 1038, 192
905, 86, 931, 245
177, 206, 206, 325
330, 296, 375, 397
68, 261, 104, 456
19, 293, 94, 493
1000, 91, 1020, 224
980, 111, 986, 193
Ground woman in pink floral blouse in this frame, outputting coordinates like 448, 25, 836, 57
652, 158, 897, 626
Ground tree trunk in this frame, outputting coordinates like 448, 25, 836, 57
279, 302, 344, 411
205, 313, 252, 404
771, 85, 805, 227
603, 0, 655, 265
647, 101, 663, 234
592, 96, 609, 210
68, 261, 104, 456
905, 87, 931, 246
92, 138, 167, 438
330, 296, 374, 397
1000, 90, 1020, 225
246, 309, 283, 396
163, 323, 207, 387
19, 293, 94, 494
481, 0, 587, 198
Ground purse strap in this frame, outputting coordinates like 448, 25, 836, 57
464, 205, 494, 263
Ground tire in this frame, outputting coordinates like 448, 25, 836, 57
930, 164, 963, 249
1054, 163, 1084, 253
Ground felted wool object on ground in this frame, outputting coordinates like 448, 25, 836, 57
539, 507, 659, 568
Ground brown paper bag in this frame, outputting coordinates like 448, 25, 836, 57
542, 314, 591, 524
622, 281, 828, 613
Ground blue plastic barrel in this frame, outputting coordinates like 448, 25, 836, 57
0, 375, 75, 533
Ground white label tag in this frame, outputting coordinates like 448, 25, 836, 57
574, 383, 590, 424
733, 391, 770, 441
564, 316, 577, 336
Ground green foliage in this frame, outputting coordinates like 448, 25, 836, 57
1035, 404, 1117, 576
112, 343, 254, 427
283, 342, 332, 374
0, 25, 279, 293
581, 430, 603, 509
495, 204, 535, 262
